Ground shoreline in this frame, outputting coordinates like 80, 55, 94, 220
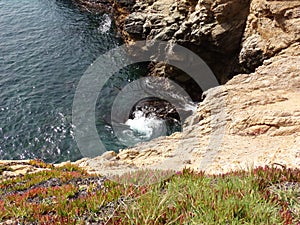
71, 0, 300, 176
2, 0, 300, 177
1, 1, 300, 223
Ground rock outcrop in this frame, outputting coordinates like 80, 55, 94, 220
2, 0, 299, 179
240, 0, 300, 72
75, 0, 300, 176
78, 43, 300, 175
123, 0, 251, 96
0, 160, 51, 178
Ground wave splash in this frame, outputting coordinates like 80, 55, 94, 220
98, 14, 111, 33
125, 110, 167, 140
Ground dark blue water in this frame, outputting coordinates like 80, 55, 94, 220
0, 0, 130, 163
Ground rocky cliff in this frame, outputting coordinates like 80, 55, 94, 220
1, 0, 299, 178
73, 0, 300, 176
124, 0, 250, 83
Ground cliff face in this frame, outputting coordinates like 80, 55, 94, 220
76, 0, 300, 175
240, 0, 300, 71
123, 0, 251, 100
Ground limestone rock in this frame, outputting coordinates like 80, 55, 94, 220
0, 160, 51, 178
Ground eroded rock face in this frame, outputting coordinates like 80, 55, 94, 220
78, 43, 300, 176
124, 0, 251, 85
240, 0, 300, 72
71, 0, 300, 176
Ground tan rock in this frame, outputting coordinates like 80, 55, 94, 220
70, 0, 300, 178
123, 0, 251, 85
82, 43, 300, 177
0, 160, 51, 178
240, 0, 300, 71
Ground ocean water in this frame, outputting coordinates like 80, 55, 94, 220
0, 0, 128, 163
0, 0, 184, 163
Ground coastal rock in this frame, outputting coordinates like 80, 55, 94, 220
69, 0, 300, 176
240, 0, 300, 72
123, 0, 251, 87
81, 42, 300, 176
73, 0, 114, 13
73, 0, 135, 11
0, 160, 51, 178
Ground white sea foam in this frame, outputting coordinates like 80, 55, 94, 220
98, 14, 112, 33
184, 102, 197, 112
125, 110, 166, 140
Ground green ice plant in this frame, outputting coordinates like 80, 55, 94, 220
0, 162, 300, 224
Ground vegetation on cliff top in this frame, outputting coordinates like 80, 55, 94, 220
0, 162, 300, 224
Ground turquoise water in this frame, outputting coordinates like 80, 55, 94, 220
0, 0, 135, 163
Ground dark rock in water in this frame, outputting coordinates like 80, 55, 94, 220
73, 0, 136, 14
72, 0, 114, 13
128, 97, 183, 135
129, 97, 180, 122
